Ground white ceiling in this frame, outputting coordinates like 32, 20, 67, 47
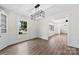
0, 4, 53, 16
46, 4, 79, 16
0, 4, 79, 17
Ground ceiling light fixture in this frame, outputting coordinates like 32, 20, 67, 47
30, 4, 45, 20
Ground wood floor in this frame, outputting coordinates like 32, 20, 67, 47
0, 34, 79, 55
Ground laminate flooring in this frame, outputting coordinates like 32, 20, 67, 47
0, 34, 79, 55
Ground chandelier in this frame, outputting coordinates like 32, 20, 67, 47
30, 4, 45, 20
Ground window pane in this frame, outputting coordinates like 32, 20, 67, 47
1, 14, 6, 33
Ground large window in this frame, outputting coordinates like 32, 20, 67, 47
49, 25, 54, 31
1, 14, 6, 33
19, 21, 27, 34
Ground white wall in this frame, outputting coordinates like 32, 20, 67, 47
27, 19, 38, 39
7, 12, 18, 45
68, 8, 79, 48
37, 19, 49, 40
27, 17, 49, 40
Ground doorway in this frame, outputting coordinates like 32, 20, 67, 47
48, 17, 69, 48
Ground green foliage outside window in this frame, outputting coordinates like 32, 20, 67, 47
19, 21, 27, 34
20, 21, 27, 31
